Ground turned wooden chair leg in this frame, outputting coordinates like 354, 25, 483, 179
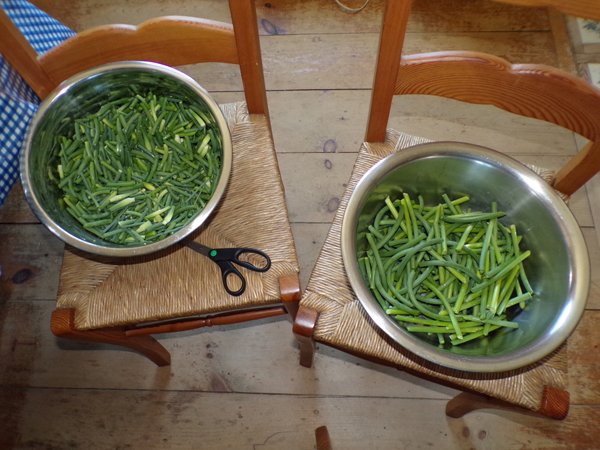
446, 386, 569, 420
315, 425, 332, 450
279, 272, 302, 320
51, 308, 171, 366
293, 305, 318, 368
537, 385, 570, 419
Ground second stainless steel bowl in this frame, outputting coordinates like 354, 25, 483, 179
341, 141, 589, 372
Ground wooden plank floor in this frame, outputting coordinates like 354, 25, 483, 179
1, 1, 599, 448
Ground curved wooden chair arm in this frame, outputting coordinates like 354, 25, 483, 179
396, 51, 600, 196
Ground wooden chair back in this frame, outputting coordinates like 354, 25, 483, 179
493, 0, 600, 20
366, 0, 600, 196
0, 1, 268, 115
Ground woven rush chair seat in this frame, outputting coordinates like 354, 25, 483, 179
295, 129, 568, 418
57, 101, 299, 330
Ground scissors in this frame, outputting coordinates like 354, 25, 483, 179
186, 241, 271, 296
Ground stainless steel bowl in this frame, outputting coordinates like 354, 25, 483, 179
341, 141, 589, 372
20, 61, 232, 257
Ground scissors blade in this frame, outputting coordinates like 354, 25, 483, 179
186, 241, 212, 256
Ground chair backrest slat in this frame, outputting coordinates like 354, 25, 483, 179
0, 0, 268, 115
495, 0, 600, 21
38, 17, 238, 92
396, 52, 600, 142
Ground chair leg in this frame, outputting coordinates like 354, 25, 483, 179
292, 305, 318, 368
446, 386, 569, 420
315, 426, 332, 450
538, 385, 570, 419
279, 272, 301, 320
51, 308, 171, 366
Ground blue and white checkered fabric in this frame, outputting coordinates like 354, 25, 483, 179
0, 0, 75, 206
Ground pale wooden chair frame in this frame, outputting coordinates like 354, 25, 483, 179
0, 0, 301, 366
294, 0, 600, 419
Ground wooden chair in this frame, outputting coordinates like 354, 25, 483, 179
294, 0, 600, 419
0, 0, 301, 366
